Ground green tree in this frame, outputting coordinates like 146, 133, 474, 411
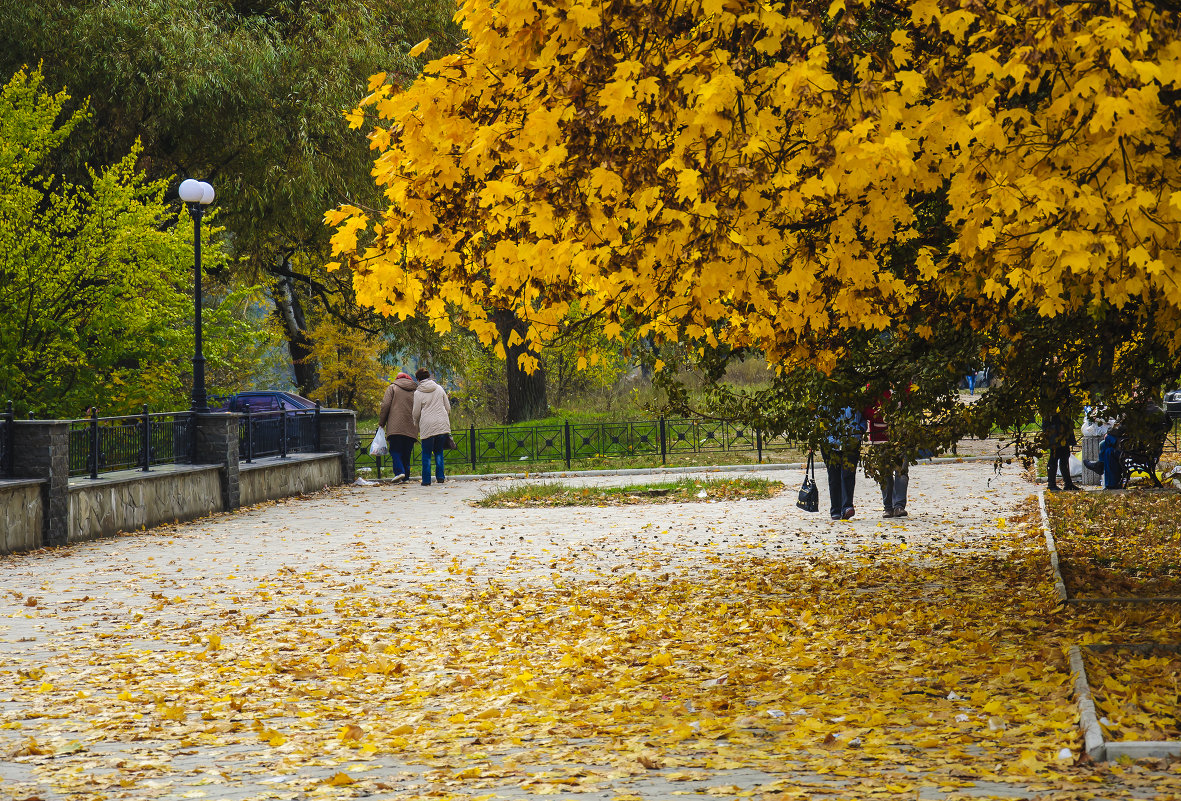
0, 67, 270, 418
0, 0, 463, 396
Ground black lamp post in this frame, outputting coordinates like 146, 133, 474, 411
179, 179, 215, 412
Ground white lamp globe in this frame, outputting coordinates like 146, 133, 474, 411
198, 182, 215, 204
178, 179, 203, 203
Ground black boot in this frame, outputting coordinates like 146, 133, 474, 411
1047, 453, 1060, 491
1060, 454, 1080, 490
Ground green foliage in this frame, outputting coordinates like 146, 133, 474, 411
0, 68, 271, 417
0, 0, 466, 397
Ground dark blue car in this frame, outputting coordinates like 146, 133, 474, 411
214, 391, 319, 414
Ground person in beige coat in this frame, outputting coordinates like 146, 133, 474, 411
377, 372, 418, 481
411, 368, 452, 485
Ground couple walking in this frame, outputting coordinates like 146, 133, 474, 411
378, 368, 452, 485
821, 389, 910, 521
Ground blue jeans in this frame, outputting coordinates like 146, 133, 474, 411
421, 433, 449, 485
879, 461, 909, 511
388, 434, 415, 478
821, 443, 859, 517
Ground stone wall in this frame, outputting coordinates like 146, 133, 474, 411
2, 411, 355, 555
0, 480, 44, 554
68, 466, 223, 544
239, 454, 342, 508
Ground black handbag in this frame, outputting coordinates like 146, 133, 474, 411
445, 434, 458, 450
796, 451, 820, 512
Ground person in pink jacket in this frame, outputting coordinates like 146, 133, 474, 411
411, 368, 452, 485
865, 383, 915, 517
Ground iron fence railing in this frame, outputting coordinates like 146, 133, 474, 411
69, 407, 194, 478
0, 400, 14, 478
356, 417, 800, 478
237, 406, 321, 462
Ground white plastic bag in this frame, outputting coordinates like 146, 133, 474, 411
369, 427, 389, 457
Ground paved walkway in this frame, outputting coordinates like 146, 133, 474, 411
0, 461, 1174, 799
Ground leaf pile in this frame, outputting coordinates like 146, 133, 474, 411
1048, 491, 1181, 598
474, 478, 782, 508
1084, 647, 1181, 742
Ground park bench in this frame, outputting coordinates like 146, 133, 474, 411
1114, 408, 1172, 489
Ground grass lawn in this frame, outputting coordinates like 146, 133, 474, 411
1046, 491, 1181, 598
472, 477, 783, 507
1083, 646, 1181, 742
355, 445, 811, 477
1043, 491, 1181, 754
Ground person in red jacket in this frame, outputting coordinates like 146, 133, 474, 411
864, 388, 909, 518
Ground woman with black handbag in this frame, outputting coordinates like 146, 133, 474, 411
820, 405, 864, 520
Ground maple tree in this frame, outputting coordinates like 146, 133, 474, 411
331, 0, 1181, 406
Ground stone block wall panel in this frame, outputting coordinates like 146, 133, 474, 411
318, 411, 357, 484
239, 455, 341, 508
68, 467, 222, 544
193, 413, 240, 511
0, 480, 44, 553
10, 421, 69, 547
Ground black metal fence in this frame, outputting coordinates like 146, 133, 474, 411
0, 400, 14, 478
238, 406, 321, 462
68, 407, 194, 478
357, 417, 800, 478
356, 415, 1181, 479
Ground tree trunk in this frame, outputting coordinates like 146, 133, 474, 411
494, 309, 549, 423
273, 267, 318, 396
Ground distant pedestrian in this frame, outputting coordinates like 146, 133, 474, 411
412, 368, 452, 486
821, 405, 864, 520
1041, 370, 1079, 492
377, 371, 418, 482
864, 388, 909, 518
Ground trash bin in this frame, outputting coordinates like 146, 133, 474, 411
1080, 435, 1102, 486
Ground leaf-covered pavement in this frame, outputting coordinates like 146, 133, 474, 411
2, 464, 1179, 799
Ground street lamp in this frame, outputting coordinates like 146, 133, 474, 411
179, 179, 215, 413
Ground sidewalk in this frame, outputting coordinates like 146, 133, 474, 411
1, 461, 1176, 800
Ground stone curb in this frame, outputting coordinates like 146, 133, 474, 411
1067, 645, 1107, 761
1038, 490, 1070, 605
356, 454, 1003, 485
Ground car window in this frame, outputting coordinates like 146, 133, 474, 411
240, 395, 276, 412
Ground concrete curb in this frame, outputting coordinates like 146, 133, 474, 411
1068, 645, 1107, 761
353, 454, 1005, 486
1038, 490, 1070, 605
